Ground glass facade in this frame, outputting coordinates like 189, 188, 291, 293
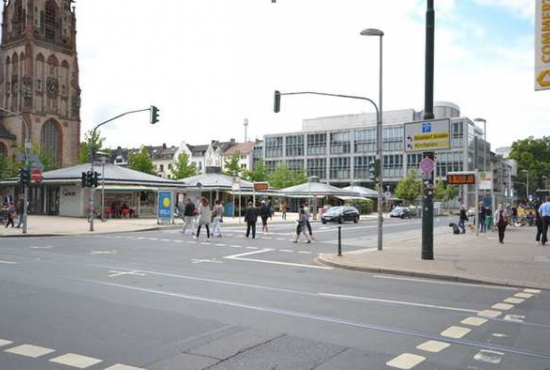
265, 137, 283, 158
285, 135, 304, 157
307, 158, 326, 179
287, 159, 304, 172
307, 133, 327, 155
354, 129, 376, 153
265, 160, 282, 173
383, 154, 403, 178
330, 157, 350, 180
435, 152, 463, 177
330, 131, 351, 154
383, 126, 403, 152
354, 155, 375, 179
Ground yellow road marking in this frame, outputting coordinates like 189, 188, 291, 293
514, 293, 533, 299
441, 326, 471, 339
461, 317, 488, 327
504, 297, 524, 304
49, 353, 103, 368
0, 339, 13, 347
492, 303, 514, 311
386, 353, 426, 369
478, 309, 501, 318
4, 344, 55, 358
416, 340, 450, 353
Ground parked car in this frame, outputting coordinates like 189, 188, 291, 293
390, 206, 412, 219
321, 206, 360, 224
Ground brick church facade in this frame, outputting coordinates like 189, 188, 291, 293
0, 0, 80, 168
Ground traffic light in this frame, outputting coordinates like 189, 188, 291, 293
92, 172, 99, 188
368, 159, 380, 180
19, 167, 30, 186
81, 172, 88, 188
274, 90, 281, 113
87, 171, 94, 188
150, 105, 160, 124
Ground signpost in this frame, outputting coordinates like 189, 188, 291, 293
536, 0, 550, 91
404, 119, 451, 152
31, 168, 42, 183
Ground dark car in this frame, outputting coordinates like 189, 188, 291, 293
321, 206, 360, 224
390, 206, 412, 219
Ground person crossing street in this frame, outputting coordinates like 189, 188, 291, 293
539, 198, 550, 246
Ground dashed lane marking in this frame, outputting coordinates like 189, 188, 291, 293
229, 245, 242, 248
215, 243, 227, 247
280, 249, 294, 253
461, 317, 488, 327
416, 340, 450, 353
492, 303, 514, 311
386, 353, 425, 369
103, 364, 148, 370
440, 326, 471, 339
191, 258, 223, 264
49, 353, 103, 368
297, 251, 313, 254
30, 245, 54, 249
514, 292, 533, 299
524, 289, 541, 294
478, 310, 501, 318
473, 350, 504, 365
108, 270, 146, 278
0, 260, 17, 265
246, 246, 259, 250
0, 339, 13, 347
504, 297, 524, 304
4, 344, 55, 358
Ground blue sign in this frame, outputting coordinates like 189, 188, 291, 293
158, 191, 173, 219
422, 123, 432, 133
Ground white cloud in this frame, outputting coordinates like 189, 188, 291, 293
473, 0, 535, 20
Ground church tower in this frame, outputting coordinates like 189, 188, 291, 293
0, 0, 81, 168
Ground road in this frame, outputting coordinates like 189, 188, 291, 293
0, 216, 549, 369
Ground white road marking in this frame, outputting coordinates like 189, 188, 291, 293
386, 353, 425, 369
148, 238, 159, 241
224, 248, 332, 270
229, 245, 242, 248
103, 364, 148, 370
372, 275, 517, 290
0, 339, 13, 347
492, 333, 508, 338
30, 245, 54, 249
161, 239, 171, 242
416, 340, 450, 353
514, 292, 533, 299
108, 270, 146, 278
461, 317, 487, 327
319, 293, 478, 314
492, 303, 514, 311
524, 288, 541, 294
297, 251, 313, 254
215, 243, 227, 247
0, 260, 17, 265
276, 238, 286, 241
478, 310, 502, 318
246, 246, 259, 250
504, 297, 524, 304
279, 249, 294, 253
91, 250, 118, 255
473, 350, 504, 364
503, 314, 525, 323
49, 353, 103, 368
187, 241, 198, 244
441, 326, 471, 339
191, 258, 223, 264
4, 344, 55, 358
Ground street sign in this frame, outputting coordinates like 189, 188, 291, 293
404, 119, 450, 152
535, 0, 550, 91
447, 172, 476, 185
478, 171, 493, 190
419, 157, 435, 176
253, 182, 269, 191
31, 167, 42, 183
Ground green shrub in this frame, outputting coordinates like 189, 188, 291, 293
344, 198, 374, 215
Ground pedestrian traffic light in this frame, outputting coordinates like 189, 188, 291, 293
92, 171, 99, 188
81, 172, 88, 188
274, 90, 281, 113
19, 167, 30, 186
368, 159, 380, 180
86, 171, 94, 188
150, 105, 160, 124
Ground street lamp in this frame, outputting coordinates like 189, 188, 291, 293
522, 169, 530, 200
360, 28, 384, 252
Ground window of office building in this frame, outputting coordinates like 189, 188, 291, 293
285, 135, 304, 157
354, 155, 375, 179
383, 126, 403, 152
265, 160, 282, 173
330, 131, 351, 154
307, 133, 326, 155
383, 154, 403, 178
330, 157, 350, 180
287, 159, 304, 172
435, 151, 463, 177
354, 129, 376, 153
307, 158, 326, 179
265, 137, 283, 158
451, 121, 464, 148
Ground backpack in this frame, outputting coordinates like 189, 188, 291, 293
497, 211, 507, 226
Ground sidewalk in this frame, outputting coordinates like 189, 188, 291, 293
318, 226, 550, 290
0, 213, 302, 237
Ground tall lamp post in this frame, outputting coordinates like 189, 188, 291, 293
522, 169, 530, 200
360, 28, 384, 251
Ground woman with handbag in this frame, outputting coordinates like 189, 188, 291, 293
195, 197, 211, 239
494, 204, 508, 244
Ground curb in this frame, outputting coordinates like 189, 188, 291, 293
314, 255, 548, 291
0, 226, 165, 238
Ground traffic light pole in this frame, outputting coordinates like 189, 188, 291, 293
88, 107, 158, 232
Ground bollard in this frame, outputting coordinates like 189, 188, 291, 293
338, 226, 342, 256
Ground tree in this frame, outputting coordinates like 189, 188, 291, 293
172, 152, 198, 180
444, 184, 458, 202
79, 129, 106, 164
128, 146, 156, 175
268, 164, 308, 189
244, 159, 268, 182
510, 136, 550, 197
434, 180, 446, 202
224, 151, 242, 177
394, 170, 422, 205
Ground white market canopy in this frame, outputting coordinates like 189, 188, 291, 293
342, 185, 379, 199
279, 181, 361, 198
179, 173, 254, 191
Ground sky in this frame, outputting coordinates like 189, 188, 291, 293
75, 0, 548, 150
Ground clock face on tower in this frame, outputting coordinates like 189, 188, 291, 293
48, 81, 57, 94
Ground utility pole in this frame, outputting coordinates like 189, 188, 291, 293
421, 0, 435, 260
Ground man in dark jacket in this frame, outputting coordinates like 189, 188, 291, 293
181, 198, 196, 235
16, 195, 25, 229
245, 202, 258, 239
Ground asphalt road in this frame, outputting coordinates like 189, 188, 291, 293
0, 217, 549, 369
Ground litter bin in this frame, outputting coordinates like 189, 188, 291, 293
486, 215, 493, 230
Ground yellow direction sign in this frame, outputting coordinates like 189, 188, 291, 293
404, 119, 451, 152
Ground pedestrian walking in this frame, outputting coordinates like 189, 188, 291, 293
5, 201, 15, 228
303, 201, 314, 240
478, 202, 486, 233
244, 202, 258, 239
494, 204, 508, 244
511, 205, 518, 226
15, 195, 25, 229
195, 197, 211, 239
458, 205, 468, 234
259, 200, 270, 234
535, 201, 543, 245
181, 198, 196, 235
539, 198, 550, 246
280, 201, 287, 220
293, 209, 312, 244
211, 199, 224, 237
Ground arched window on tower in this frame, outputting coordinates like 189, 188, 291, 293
11, 53, 19, 111
11, 0, 24, 36
5, 56, 10, 107
45, 0, 57, 41
40, 120, 61, 167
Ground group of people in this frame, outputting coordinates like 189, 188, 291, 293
109, 200, 135, 218
2, 195, 25, 228
458, 198, 550, 245
180, 197, 225, 239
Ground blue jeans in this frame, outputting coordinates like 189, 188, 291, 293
458, 219, 465, 233
479, 217, 486, 233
